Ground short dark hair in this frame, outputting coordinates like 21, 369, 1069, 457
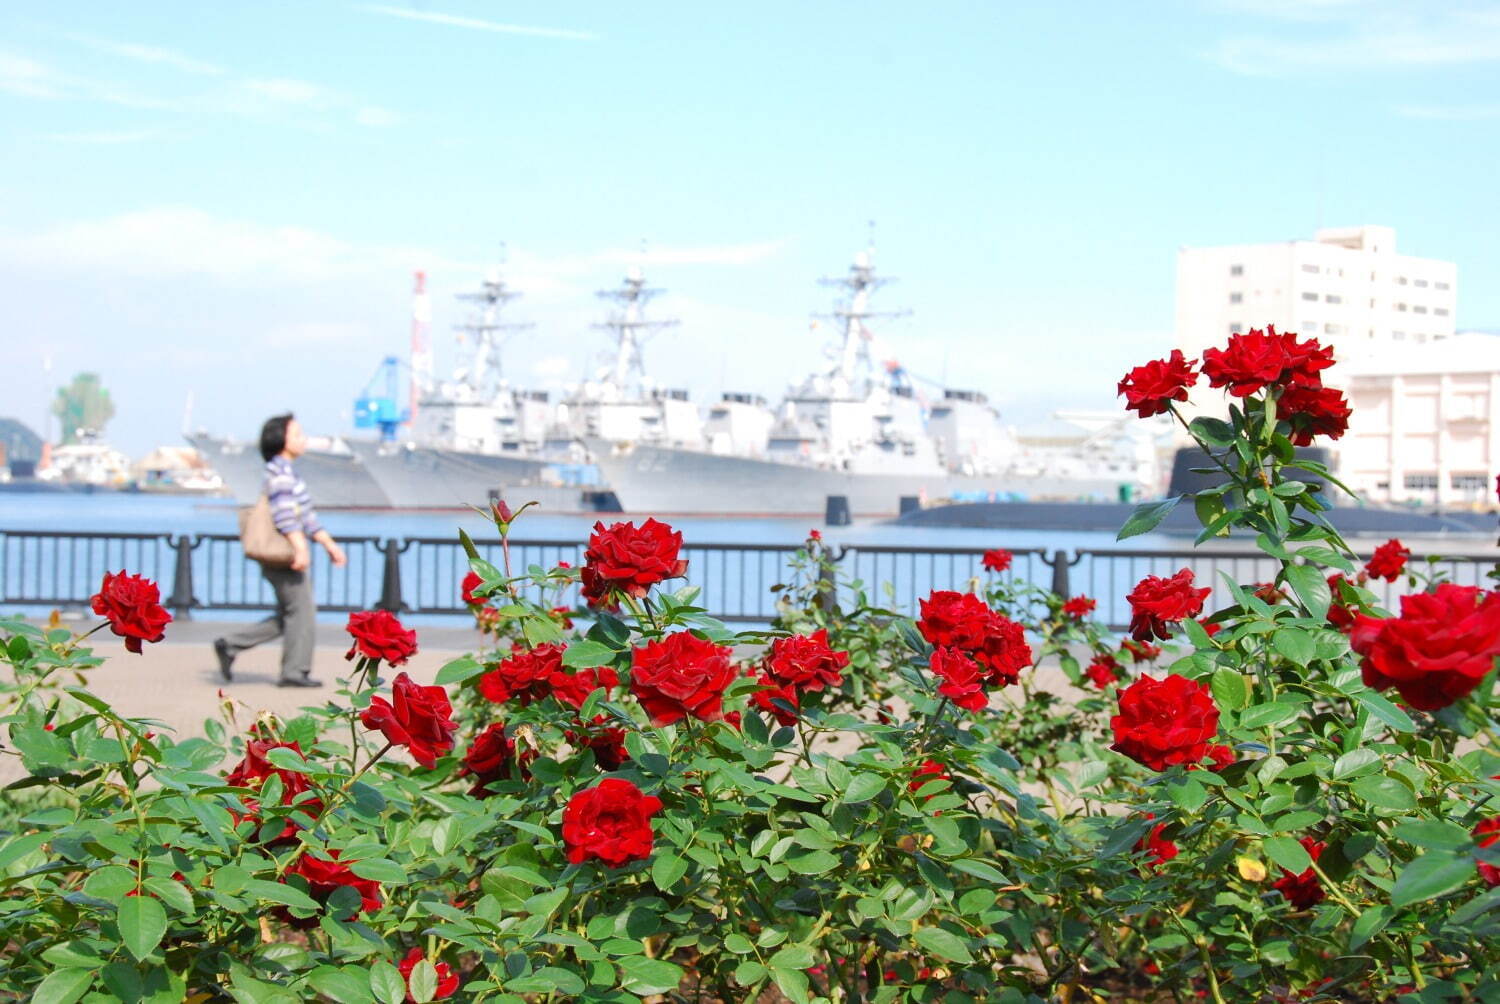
259, 413, 295, 461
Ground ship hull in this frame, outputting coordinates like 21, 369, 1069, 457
187, 434, 389, 508
348, 441, 558, 510
589, 442, 1126, 517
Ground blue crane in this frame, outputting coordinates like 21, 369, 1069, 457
352, 356, 410, 442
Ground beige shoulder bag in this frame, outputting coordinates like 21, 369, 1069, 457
239, 495, 296, 567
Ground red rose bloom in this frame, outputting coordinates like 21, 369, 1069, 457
750, 672, 801, 725
1271, 837, 1326, 910
1084, 654, 1122, 690
550, 664, 621, 710
1326, 574, 1358, 632
982, 548, 1013, 573
1196, 619, 1222, 638
972, 614, 1033, 687
282, 850, 382, 923
458, 722, 534, 797
1201, 326, 1334, 398
225, 738, 324, 841
562, 777, 663, 867
1135, 814, 1178, 868
762, 629, 850, 693
1110, 674, 1221, 772
359, 672, 457, 768
629, 631, 736, 726
478, 644, 565, 706
917, 590, 994, 650
582, 518, 689, 600
398, 947, 459, 1002
1474, 817, 1500, 888
566, 716, 631, 770
1349, 583, 1500, 710
1126, 568, 1211, 641
1252, 582, 1286, 605
908, 759, 950, 798
1277, 383, 1351, 446
90, 570, 172, 654
1205, 743, 1235, 772
1364, 539, 1411, 583
1118, 350, 1198, 418
929, 647, 988, 711
1061, 595, 1096, 619
345, 610, 419, 666
460, 571, 485, 607
1122, 639, 1162, 663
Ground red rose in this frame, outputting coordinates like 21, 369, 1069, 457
1118, 350, 1198, 418
908, 759, 950, 798
974, 614, 1032, 686
398, 947, 459, 1002
1110, 674, 1221, 772
1204, 743, 1235, 772
458, 722, 534, 797
1275, 328, 1336, 386
1196, 619, 1222, 638
917, 590, 993, 650
929, 647, 988, 711
1085, 654, 1122, 690
478, 644, 565, 706
549, 664, 620, 710
1201, 326, 1334, 398
1122, 639, 1162, 663
225, 738, 323, 841
1271, 837, 1326, 910
1061, 595, 1096, 619
762, 629, 849, 693
808, 529, 822, 542
1127, 568, 1211, 641
345, 610, 419, 666
1349, 583, 1500, 710
566, 716, 631, 770
359, 672, 457, 768
282, 850, 381, 924
1277, 383, 1351, 446
550, 605, 575, 629
1475, 817, 1500, 888
629, 632, 736, 726
750, 673, 801, 725
582, 518, 689, 600
562, 777, 663, 867
1326, 574, 1357, 632
460, 571, 485, 607
1364, 539, 1411, 583
1252, 582, 1286, 604
982, 548, 1013, 573
90, 570, 172, 654
1135, 813, 1178, 868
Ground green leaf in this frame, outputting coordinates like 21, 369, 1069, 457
1209, 669, 1250, 711
1347, 905, 1392, 950
734, 960, 767, 985
1189, 417, 1235, 447
142, 877, 194, 916
1350, 775, 1417, 812
408, 961, 439, 1004
1393, 820, 1472, 850
457, 528, 480, 561
117, 894, 168, 961
1331, 748, 1381, 780
1271, 628, 1315, 667
264, 747, 309, 773
369, 960, 406, 1004
1239, 702, 1300, 730
1284, 564, 1331, 621
1390, 851, 1475, 908
508, 967, 585, 996
1165, 777, 1208, 813
1118, 495, 1184, 541
842, 773, 886, 803
772, 967, 810, 1004
1262, 835, 1312, 875
1357, 691, 1416, 733
951, 857, 1008, 884
32, 969, 94, 1004
786, 850, 839, 875
617, 956, 684, 996
0, 831, 49, 871
770, 944, 816, 970
913, 926, 974, 964
241, 878, 322, 912
562, 640, 617, 668
651, 853, 688, 891
349, 858, 407, 884
434, 656, 485, 685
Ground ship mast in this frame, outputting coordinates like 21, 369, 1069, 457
409, 270, 431, 422
815, 245, 909, 393
593, 266, 679, 396
452, 267, 534, 400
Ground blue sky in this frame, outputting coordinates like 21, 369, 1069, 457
2, 0, 1497, 454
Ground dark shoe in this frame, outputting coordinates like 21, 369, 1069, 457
277, 677, 323, 689
213, 639, 234, 682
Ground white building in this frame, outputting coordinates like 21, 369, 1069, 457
1343, 332, 1500, 506
1175, 225, 1458, 370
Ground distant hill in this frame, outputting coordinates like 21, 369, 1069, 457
0, 417, 42, 466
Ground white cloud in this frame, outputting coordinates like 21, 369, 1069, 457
0, 51, 68, 98
63, 34, 225, 76
1394, 102, 1500, 119
44, 128, 166, 144
354, 105, 401, 127
242, 77, 337, 106
359, 4, 599, 41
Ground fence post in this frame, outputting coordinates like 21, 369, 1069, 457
1048, 549, 1071, 599
816, 546, 849, 615
377, 539, 405, 613
167, 535, 196, 620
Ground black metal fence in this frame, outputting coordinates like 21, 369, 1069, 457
2, 529, 1495, 629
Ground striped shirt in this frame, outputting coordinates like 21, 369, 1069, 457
264, 456, 324, 538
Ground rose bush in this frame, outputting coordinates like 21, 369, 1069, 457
0, 325, 1497, 1001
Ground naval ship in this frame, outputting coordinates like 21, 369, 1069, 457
186, 431, 388, 508
590, 248, 1165, 517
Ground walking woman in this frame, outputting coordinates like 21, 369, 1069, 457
214, 414, 346, 687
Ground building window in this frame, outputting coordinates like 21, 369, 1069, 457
1435, 308, 1449, 316
1453, 473, 1489, 491
1415, 279, 1428, 288
1436, 281, 1450, 290
1229, 323, 1244, 334
1326, 294, 1342, 304
1397, 276, 1408, 285
1403, 473, 1438, 491
1301, 264, 1319, 274
1369, 299, 1377, 308
1396, 303, 1408, 311
1229, 292, 1242, 304
1324, 323, 1341, 334
1301, 291, 1318, 301
1414, 305, 1428, 314
1229, 264, 1243, 277
1394, 331, 1406, 339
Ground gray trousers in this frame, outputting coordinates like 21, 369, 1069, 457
221, 565, 316, 682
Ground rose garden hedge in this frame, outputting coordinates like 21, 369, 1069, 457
2, 326, 1499, 1002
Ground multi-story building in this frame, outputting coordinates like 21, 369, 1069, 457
1175, 225, 1458, 370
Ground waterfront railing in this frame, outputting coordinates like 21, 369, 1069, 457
2, 529, 1494, 630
